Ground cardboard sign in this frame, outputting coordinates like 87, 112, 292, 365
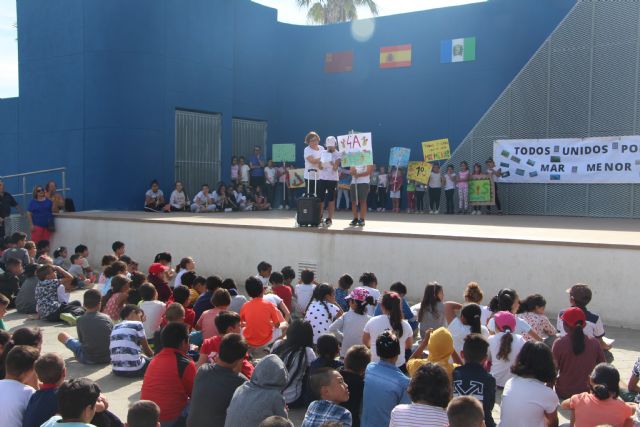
389, 147, 411, 168
338, 132, 373, 167
407, 161, 433, 184
422, 139, 451, 162
272, 144, 296, 163
469, 175, 495, 205
288, 168, 305, 188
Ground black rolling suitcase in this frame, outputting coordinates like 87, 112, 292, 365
297, 169, 323, 227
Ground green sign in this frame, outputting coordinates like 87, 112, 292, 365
469, 176, 494, 205
342, 151, 373, 168
272, 144, 296, 162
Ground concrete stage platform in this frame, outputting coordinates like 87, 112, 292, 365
53, 210, 639, 328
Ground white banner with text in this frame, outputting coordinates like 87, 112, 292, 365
493, 136, 640, 183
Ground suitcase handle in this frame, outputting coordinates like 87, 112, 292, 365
306, 169, 319, 197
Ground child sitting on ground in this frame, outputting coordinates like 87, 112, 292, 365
517, 294, 557, 343
0, 346, 39, 427
67, 254, 91, 288
58, 289, 113, 365
301, 368, 352, 427
102, 275, 131, 321
447, 396, 485, 427
0, 294, 8, 330
328, 287, 373, 359
310, 334, 343, 374
197, 288, 231, 339
35, 264, 85, 325
172, 285, 196, 329
270, 272, 293, 312
256, 261, 272, 287
452, 334, 496, 427
127, 401, 160, 427
339, 345, 371, 427
139, 283, 166, 343
40, 379, 104, 427
0, 258, 23, 306
407, 327, 459, 379
222, 278, 247, 314
15, 263, 39, 315
225, 355, 289, 426
557, 283, 611, 352
389, 363, 451, 427
305, 284, 342, 344
196, 311, 254, 378
295, 269, 316, 314
488, 311, 526, 388
334, 274, 354, 312
152, 303, 185, 355
109, 304, 154, 377
561, 363, 634, 427
23, 353, 120, 427
240, 276, 286, 359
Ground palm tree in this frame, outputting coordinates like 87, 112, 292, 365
297, 0, 379, 24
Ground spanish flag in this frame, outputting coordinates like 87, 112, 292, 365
380, 44, 412, 69
325, 51, 353, 73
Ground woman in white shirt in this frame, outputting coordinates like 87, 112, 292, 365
363, 292, 413, 367
499, 341, 559, 427
303, 131, 324, 184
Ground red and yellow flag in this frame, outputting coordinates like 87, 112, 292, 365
325, 51, 353, 73
380, 44, 412, 69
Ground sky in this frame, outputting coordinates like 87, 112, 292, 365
0, 0, 484, 99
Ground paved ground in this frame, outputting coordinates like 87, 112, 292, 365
5, 291, 638, 426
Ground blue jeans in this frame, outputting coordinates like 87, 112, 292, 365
64, 338, 93, 364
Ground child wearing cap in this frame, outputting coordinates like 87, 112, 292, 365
318, 136, 342, 227
328, 287, 374, 358
557, 283, 610, 351
487, 311, 525, 387
147, 262, 172, 303
552, 306, 605, 399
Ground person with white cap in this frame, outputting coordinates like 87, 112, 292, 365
318, 136, 342, 226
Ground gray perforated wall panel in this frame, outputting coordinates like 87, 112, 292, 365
446, 0, 640, 218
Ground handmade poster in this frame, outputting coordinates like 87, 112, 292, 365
288, 168, 305, 188
422, 139, 451, 162
469, 175, 495, 205
494, 136, 640, 183
338, 132, 373, 167
272, 144, 296, 163
389, 147, 411, 168
407, 161, 433, 184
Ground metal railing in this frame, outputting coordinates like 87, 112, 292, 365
0, 167, 70, 208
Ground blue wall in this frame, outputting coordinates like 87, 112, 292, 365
1, 0, 575, 210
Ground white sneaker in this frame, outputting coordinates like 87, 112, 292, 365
477, 211, 483, 215
224, 208, 232, 213
471, 210, 476, 215
429, 210, 434, 214
435, 210, 439, 214
278, 205, 283, 210
285, 205, 290, 210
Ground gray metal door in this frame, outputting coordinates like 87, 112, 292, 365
232, 118, 267, 160
175, 110, 222, 198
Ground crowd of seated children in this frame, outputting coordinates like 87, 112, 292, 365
2, 234, 639, 427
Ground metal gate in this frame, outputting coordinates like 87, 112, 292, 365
232, 118, 267, 160
175, 110, 221, 198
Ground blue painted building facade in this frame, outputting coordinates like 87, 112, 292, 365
0, 0, 575, 210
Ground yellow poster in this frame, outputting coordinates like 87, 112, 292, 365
422, 138, 451, 162
407, 161, 433, 184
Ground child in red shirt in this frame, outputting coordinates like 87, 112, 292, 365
171, 286, 196, 329
270, 272, 292, 312
197, 311, 254, 379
